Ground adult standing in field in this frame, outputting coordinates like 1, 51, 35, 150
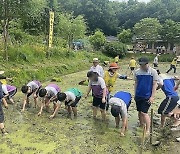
166, 57, 178, 74
153, 54, 159, 68
173, 46, 176, 55
129, 57, 137, 75
134, 57, 158, 136
90, 58, 104, 77
0, 82, 8, 135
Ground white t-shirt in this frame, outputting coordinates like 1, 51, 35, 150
153, 56, 158, 64
90, 65, 104, 77
45, 86, 58, 98
65, 91, 76, 104
109, 97, 127, 119
2, 85, 8, 95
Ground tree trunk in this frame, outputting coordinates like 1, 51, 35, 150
3, 19, 9, 61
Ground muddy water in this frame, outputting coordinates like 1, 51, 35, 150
0, 62, 180, 154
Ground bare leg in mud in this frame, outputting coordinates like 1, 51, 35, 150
93, 106, 98, 119
161, 115, 166, 127
115, 116, 120, 128
141, 112, 151, 135
138, 112, 144, 127
100, 109, 106, 121
45, 98, 50, 113
33, 97, 38, 108
9, 98, 15, 104
2, 98, 8, 109
72, 107, 77, 117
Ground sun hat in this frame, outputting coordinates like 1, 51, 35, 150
0, 71, 5, 75
109, 63, 120, 69
93, 58, 99, 62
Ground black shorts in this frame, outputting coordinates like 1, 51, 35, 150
93, 96, 106, 110
65, 96, 81, 107
130, 67, 135, 71
135, 97, 151, 113
158, 96, 179, 115
153, 63, 158, 68
27, 86, 42, 98
0, 103, 4, 123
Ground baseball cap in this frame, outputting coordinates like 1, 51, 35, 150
138, 57, 149, 65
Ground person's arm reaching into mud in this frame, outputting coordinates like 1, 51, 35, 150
38, 98, 45, 116
22, 95, 28, 112
85, 86, 92, 98
49, 103, 61, 119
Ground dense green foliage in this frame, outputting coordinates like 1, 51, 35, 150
134, 18, 162, 42
89, 30, 106, 50
117, 29, 132, 43
103, 42, 127, 58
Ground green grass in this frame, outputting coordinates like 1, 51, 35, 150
0, 44, 111, 87
126, 53, 176, 62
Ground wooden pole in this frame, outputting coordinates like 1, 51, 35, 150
150, 109, 153, 144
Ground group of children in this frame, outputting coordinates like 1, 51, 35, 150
0, 57, 180, 139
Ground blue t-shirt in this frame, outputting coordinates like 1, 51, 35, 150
114, 91, 131, 107
158, 75, 178, 97
162, 79, 178, 97
135, 67, 158, 99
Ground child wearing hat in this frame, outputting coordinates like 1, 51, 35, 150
134, 57, 158, 136
166, 57, 178, 74
51, 88, 82, 119
85, 71, 107, 120
89, 58, 104, 77
104, 63, 132, 110
109, 91, 131, 136
38, 84, 60, 116
129, 57, 137, 75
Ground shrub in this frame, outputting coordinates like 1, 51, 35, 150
89, 30, 106, 50
117, 29, 132, 43
102, 42, 127, 58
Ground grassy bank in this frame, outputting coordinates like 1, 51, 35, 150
126, 52, 176, 62
0, 44, 111, 87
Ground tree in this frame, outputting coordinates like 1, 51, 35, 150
133, 18, 162, 42
75, 0, 118, 35
0, 0, 28, 60
160, 19, 180, 43
56, 13, 87, 48
89, 30, 106, 50
117, 29, 132, 43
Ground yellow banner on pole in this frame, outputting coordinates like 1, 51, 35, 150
48, 11, 54, 48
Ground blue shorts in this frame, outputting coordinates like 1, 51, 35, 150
135, 97, 151, 113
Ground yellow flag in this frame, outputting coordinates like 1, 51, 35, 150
48, 11, 54, 48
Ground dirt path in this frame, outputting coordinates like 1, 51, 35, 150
0, 63, 180, 153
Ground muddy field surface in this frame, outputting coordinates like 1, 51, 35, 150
0, 61, 180, 154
